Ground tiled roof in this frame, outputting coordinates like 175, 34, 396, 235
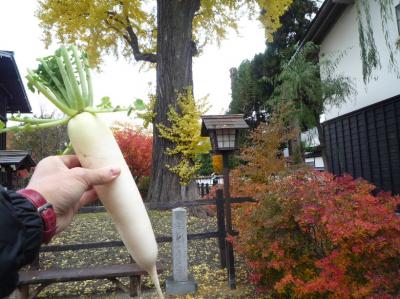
0, 51, 31, 113
300, 0, 352, 46
0, 150, 36, 170
200, 114, 249, 136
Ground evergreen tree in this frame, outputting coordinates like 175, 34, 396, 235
274, 42, 356, 167
229, 0, 319, 127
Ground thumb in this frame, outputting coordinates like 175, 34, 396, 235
72, 166, 121, 187
75, 188, 99, 212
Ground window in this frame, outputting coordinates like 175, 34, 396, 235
397, 4, 400, 35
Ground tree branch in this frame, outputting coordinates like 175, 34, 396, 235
107, 8, 157, 64
194, 0, 201, 13
107, 11, 126, 27
125, 21, 157, 63
104, 19, 124, 36
191, 40, 198, 57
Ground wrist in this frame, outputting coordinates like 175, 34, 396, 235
17, 189, 57, 244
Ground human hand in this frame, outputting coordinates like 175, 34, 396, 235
25, 155, 120, 234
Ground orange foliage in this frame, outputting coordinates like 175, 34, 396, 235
211, 154, 223, 174
237, 120, 296, 184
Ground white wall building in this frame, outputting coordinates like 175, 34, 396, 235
317, 0, 400, 120
301, 0, 400, 193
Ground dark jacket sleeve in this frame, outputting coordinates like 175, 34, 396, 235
0, 187, 43, 298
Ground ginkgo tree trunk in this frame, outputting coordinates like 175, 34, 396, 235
36, 0, 293, 202
149, 0, 199, 202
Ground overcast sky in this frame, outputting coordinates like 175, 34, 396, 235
0, 1, 266, 124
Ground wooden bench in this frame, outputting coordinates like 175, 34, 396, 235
17, 241, 164, 299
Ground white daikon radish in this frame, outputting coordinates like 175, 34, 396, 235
68, 112, 162, 296
1, 46, 163, 298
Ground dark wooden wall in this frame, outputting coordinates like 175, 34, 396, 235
323, 94, 400, 194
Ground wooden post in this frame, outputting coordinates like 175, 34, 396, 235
128, 254, 141, 296
129, 276, 141, 297
6, 168, 12, 189
16, 286, 29, 299
32, 252, 40, 270
222, 152, 236, 289
0, 102, 7, 150
216, 189, 226, 268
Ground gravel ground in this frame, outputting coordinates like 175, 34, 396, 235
18, 210, 266, 299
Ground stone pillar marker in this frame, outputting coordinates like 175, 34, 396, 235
172, 207, 188, 281
166, 207, 197, 295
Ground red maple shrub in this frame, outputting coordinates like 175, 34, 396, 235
203, 112, 400, 297
112, 123, 153, 179
232, 170, 400, 298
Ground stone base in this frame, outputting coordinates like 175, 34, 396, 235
165, 273, 197, 296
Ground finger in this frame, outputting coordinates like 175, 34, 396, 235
77, 188, 99, 210
71, 166, 121, 187
59, 155, 82, 169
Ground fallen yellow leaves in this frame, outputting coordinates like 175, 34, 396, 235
37, 210, 267, 298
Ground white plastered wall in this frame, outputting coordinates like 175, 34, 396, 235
320, 0, 400, 121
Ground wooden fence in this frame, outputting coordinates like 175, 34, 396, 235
88, 179, 218, 207
43, 191, 255, 268
197, 183, 212, 197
